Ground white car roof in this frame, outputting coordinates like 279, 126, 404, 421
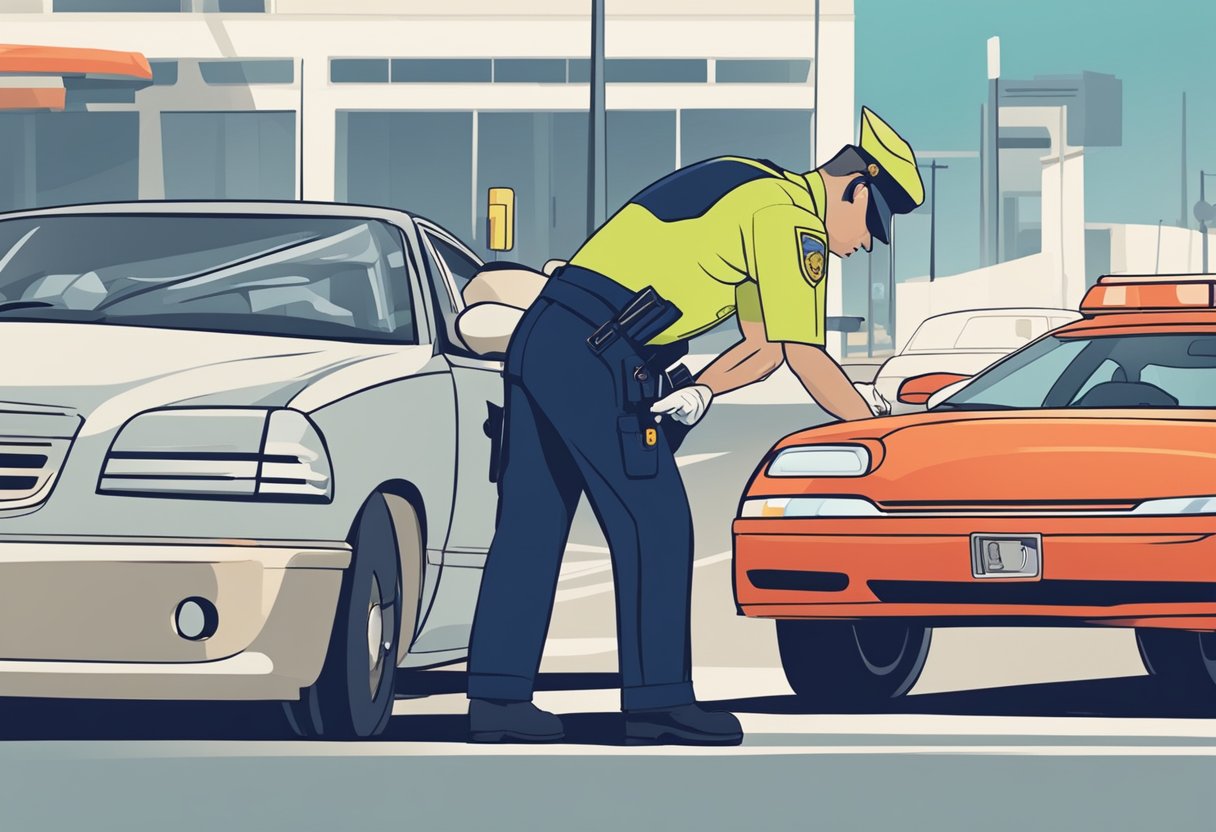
0, 200, 419, 226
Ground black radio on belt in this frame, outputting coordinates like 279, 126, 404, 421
586, 287, 681, 355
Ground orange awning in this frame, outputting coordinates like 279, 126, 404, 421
0, 44, 152, 81
0, 87, 66, 111
0, 44, 152, 111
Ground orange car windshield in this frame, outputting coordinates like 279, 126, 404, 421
935, 332, 1216, 411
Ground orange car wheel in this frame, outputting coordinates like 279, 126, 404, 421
1134, 629, 1216, 692
776, 620, 931, 709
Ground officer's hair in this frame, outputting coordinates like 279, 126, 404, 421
820, 146, 868, 177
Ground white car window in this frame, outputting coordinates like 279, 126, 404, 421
953, 316, 1048, 350
0, 214, 416, 343
903, 315, 967, 352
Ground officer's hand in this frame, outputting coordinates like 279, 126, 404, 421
651, 384, 713, 426
852, 382, 891, 417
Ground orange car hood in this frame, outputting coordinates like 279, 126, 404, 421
756, 409, 1216, 508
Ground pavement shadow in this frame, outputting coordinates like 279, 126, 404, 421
0, 670, 628, 743
705, 674, 1216, 720
7, 671, 1209, 743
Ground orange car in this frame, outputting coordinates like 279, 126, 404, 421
734, 274, 1216, 707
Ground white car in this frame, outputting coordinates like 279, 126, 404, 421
875, 307, 1082, 413
0, 201, 517, 738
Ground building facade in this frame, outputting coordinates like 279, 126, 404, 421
1, 0, 854, 295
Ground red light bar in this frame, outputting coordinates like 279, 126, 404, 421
1081, 275, 1216, 315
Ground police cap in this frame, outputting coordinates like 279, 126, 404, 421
821, 108, 925, 245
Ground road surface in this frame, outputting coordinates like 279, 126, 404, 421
2, 398, 1214, 831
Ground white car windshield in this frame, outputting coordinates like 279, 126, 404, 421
0, 214, 416, 343
936, 333, 1216, 411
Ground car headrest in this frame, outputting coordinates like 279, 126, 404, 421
462, 264, 547, 310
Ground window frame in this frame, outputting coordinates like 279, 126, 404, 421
414, 218, 488, 359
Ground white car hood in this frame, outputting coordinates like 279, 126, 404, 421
0, 322, 417, 435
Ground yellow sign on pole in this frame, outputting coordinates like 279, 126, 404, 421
487, 187, 515, 252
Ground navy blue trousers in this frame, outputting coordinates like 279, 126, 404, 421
466, 292, 695, 711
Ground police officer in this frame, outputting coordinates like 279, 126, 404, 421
466, 107, 925, 745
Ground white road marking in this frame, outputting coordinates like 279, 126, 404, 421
676, 451, 729, 468
565, 543, 610, 554
555, 549, 731, 601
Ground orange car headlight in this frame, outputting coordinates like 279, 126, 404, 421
766, 444, 871, 477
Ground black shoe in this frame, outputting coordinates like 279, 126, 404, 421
468, 698, 565, 743
624, 703, 743, 746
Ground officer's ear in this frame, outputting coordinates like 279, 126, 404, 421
843, 176, 868, 204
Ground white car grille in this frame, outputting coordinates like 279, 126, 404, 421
0, 404, 81, 511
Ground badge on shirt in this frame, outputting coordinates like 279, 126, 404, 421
797, 229, 827, 287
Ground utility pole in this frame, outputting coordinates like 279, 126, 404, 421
866, 252, 874, 357
1198, 171, 1216, 274
1180, 92, 1188, 229
986, 36, 1001, 265
587, 0, 607, 235
1155, 219, 1163, 272
979, 105, 986, 265
918, 159, 949, 281
888, 219, 897, 351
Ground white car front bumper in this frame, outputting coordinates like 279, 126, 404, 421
0, 535, 349, 701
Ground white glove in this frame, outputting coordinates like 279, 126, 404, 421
853, 382, 891, 417
650, 384, 713, 426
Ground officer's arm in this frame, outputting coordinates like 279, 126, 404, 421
784, 343, 871, 421
748, 203, 872, 421
694, 283, 784, 395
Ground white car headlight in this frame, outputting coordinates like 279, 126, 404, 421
1131, 496, 1216, 516
740, 497, 881, 518
98, 408, 332, 502
767, 444, 871, 477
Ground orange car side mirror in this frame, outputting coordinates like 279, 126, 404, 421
897, 372, 972, 405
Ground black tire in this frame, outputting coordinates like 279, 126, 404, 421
776, 620, 932, 709
283, 492, 418, 739
1134, 628, 1216, 690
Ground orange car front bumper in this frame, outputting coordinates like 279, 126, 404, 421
733, 515, 1216, 630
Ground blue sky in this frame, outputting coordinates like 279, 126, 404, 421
853, 0, 1216, 278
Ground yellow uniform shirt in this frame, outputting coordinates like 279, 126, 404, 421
568, 156, 830, 346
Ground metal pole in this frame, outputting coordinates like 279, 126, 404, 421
812, 0, 820, 167
1203, 172, 1209, 274
587, 0, 607, 234
1155, 219, 1163, 272
979, 105, 986, 265
1180, 92, 1188, 229
888, 219, 896, 351
298, 58, 305, 200
930, 162, 937, 281
989, 77, 1000, 264
866, 251, 874, 357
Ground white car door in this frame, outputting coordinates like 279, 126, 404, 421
406, 223, 505, 656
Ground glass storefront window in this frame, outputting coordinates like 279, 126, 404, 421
716, 59, 812, 84
331, 59, 390, 84
680, 109, 813, 171
0, 112, 138, 212
161, 111, 296, 200
606, 110, 676, 215
199, 59, 294, 85
336, 111, 474, 241
390, 60, 492, 83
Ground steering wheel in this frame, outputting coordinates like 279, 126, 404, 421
1072, 381, 1178, 408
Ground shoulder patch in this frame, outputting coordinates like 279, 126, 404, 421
797, 228, 827, 287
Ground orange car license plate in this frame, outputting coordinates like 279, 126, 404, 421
970, 534, 1042, 579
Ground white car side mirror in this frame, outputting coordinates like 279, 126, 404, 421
926, 379, 972, 409
455, 302, 524, 358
